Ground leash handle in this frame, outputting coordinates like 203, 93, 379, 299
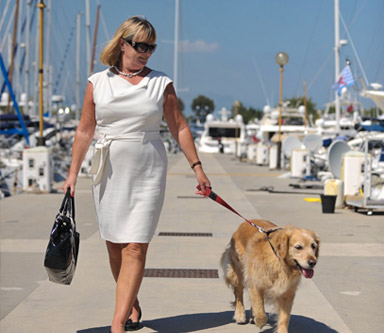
196, 185, 267, 234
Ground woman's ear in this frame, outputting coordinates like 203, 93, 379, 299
119, 39, 125, 51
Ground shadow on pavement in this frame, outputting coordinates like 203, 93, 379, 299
289, 314, 339, 333
143, 311, 233, 332
76, 312, 338, 333
77, 327, 110, 332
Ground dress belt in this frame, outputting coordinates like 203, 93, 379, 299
89, 131, 161, 186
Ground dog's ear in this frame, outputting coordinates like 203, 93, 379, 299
314, 233, 320, 258
270, 230, 289, 259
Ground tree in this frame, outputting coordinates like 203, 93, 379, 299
191, 95, 215, 120
286, 96, 318, 121
230, 101, 263, 124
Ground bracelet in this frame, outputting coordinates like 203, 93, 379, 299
191, 161, 202, 169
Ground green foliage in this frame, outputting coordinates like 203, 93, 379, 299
286, 96, 318, 121
230, 101, 263, 124
191, 95, 215, 117
364, 106, 381, 118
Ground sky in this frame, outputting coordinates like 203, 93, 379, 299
1, 0, 384, 116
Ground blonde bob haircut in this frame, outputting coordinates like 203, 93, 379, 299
100, 16, 156, 67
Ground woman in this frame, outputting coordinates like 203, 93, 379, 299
63, 16, 211, 333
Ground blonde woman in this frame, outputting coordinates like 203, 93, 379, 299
63, 16, 211, 333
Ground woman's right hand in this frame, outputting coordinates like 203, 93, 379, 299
62, 174, 77, 197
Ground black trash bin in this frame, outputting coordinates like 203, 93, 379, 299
320, 194, 337, 213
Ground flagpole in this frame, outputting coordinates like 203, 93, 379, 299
334, 0, 340, 133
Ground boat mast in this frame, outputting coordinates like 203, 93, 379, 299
334, 0, 341, 133
5, 0, 20, 114
14, 0, 23, 107
32, 18, 39, 117
303, 80, 308, 128
37, 0, 45, 146
90, 4, 100, 75
85, 0, 91, 77
25, 0, 32, 115
45, 0, 52, 116
173, 0, 179, 94
75, 12, 81, 121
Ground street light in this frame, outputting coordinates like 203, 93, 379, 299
275, 51, 289, 169
234, 100, 241, 138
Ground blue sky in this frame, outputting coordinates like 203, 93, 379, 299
1, 0, 383, 116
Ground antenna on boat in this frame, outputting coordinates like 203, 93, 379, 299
252, 56, 271, 107
328, 140, 351, 178
282, 136, 301, 158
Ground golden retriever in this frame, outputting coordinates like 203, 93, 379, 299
221, 220, 320, 333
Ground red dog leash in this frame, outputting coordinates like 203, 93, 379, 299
196, 185, 281, 236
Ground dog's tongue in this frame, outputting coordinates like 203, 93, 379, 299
301, 268, 314, 279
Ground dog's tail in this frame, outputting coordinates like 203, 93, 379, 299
220, 245, 231, 287
221, 239, 242, 289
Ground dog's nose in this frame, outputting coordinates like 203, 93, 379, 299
308, 259, 317, 268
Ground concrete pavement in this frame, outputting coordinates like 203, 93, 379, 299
1, 152, 383, 332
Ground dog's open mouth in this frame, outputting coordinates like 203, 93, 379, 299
295, 260, 314, 279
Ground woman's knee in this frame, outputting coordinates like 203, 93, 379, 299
122, 243, 148, 262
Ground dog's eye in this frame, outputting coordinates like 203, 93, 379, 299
311, 243, 318, 250
295, 245, 303, 250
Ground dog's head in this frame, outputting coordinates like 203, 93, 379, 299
270, 227, 320, 279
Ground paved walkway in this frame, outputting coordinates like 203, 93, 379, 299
1, 153, 383, 332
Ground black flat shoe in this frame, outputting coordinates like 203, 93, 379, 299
124, 307, 142, 331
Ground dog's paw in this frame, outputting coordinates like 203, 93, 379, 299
254, 313, 267, 329
233, 309, 247, 324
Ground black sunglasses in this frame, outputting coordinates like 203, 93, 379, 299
124, 39, 157, 54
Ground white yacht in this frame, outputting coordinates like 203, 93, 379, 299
196, 107, 246, 154
257, 103, 317, 143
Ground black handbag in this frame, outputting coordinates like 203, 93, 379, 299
44, 188, 80, 285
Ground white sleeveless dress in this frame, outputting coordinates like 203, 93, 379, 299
88, 68, 172, 243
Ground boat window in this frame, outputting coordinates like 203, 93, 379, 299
283, 117, 304, 125
39, 167, 44, 176
28, 159, 34, 168
209, 127, 240, 138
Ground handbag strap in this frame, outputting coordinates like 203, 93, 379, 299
60, 188, 75, 220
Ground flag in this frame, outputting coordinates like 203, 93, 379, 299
332, 65, 355, 96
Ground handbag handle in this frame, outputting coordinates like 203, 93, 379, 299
60, 188, 75, 220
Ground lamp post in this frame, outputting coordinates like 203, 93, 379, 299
233, 100, 241, 157
275, 52, 289, 169
234, 100, 241, 138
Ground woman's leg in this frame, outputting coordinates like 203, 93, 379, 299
107, 242, 148, 332
106, 242, 142, 321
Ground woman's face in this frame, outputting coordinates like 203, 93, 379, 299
119, 37, 156, 70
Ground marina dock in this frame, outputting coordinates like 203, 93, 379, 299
1, 152, 383, 332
